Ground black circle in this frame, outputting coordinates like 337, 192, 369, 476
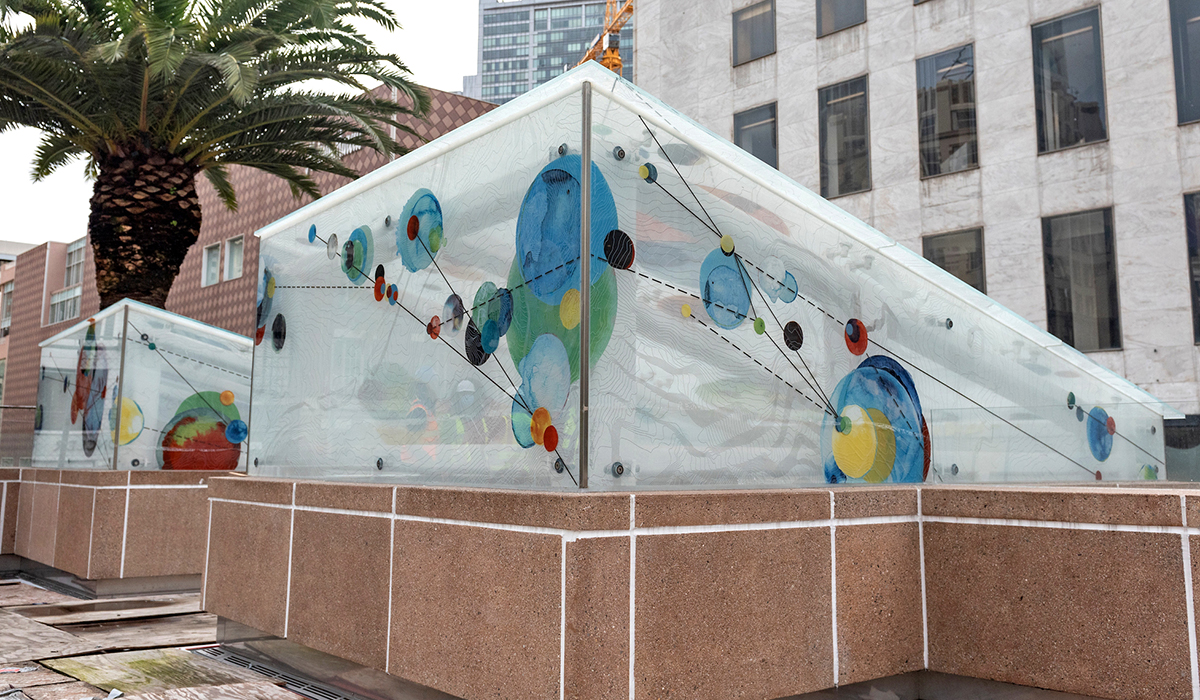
951, 463, 959, 475
374, 264, 385, 282
141, 333, 149, 342
63, 375, 69, 393
464, 319, 490, 366
272, 313, 287, 352
612, 462, 624, 477
613, 146, 625, 160
945, 318, 954, 330
376, 458, 384, 470
784, 321, 804, 351
603, 229, 635, 270
131, 459, 140, 467
254, 458, 259, 467
384, 215, 392, 228
558, 143, 568, 156
554, 457, 566, 473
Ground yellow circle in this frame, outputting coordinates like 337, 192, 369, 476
720, 235, 735, 254
831, 405, 897, 482
638, 164, 650, 179
681, 304, 692, 318
266, 277, 275, 298
110, 397, 144, 446
219, 390, 235, 406
559, 288, 581, 330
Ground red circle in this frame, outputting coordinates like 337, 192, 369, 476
374, 277, 386, 302
543, 425, 559, 452
1095, 470, 1103, 481
921, 417, 931, 482
1106, 416, 1116, 435
407, 215, 419, 241
427, 316, 441, 340
255, 325, 266, 346
845, 319, 868, 356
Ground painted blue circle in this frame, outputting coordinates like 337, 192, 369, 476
779, 271, 798, 303
514, 155, 616, 305
699, 248, 752, 329
396, 189, 444, 272
481, 319, 500, 354
225, 419, 248, 444
1076, 406, 1086, 422
1086, 407, 1113, 462
387, 284, 398, 306
340, 226, 373, 285
308, 224, 317, 243
495, 288, 514, 336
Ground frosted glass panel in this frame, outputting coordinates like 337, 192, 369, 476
247, 64, 1176, 489
32, 300, 252, 470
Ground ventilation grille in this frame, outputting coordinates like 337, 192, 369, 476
190, 646, 359, 700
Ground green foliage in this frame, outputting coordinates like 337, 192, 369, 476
0, 0, 430, 208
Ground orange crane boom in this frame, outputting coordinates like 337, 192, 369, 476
576, 0, 633, 74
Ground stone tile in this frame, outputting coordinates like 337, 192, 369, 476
923, 487, 1182, 526
635, 490, 829, 527
565, 537, 629, 700
24, 469, 63, 484
88, 488, 126, 579
295, 482, 393, 513
926, 523, 1189, 700
0, 468, 18, 481
129, 470, 215, 486
390, 520, 561, 699
208, 477, 293, 505
833, 487, 918, 519
19, 481, 60, 566
634, 528, 833, 699
60, 470, 126, 486
835, 523, 923, 685
395, 486, 628, 530
1, 481, 17, 554
123, 487, 209, 578
205, 500, 291, 637
54, 484, 95, 578
288, 511, 391, 671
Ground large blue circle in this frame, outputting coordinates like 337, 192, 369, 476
514, 155, 617, 305
1087, 406, 1113, 462
699, 248, 752, 329
396, 189, 444, 272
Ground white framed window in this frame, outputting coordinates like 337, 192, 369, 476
202, 243, 221, 287
49, 286, 81, 324
1, 281, 12, 338
225, 237, 244, 281
64, 237, 85, 288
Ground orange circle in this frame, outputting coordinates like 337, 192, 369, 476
219, 390, 235, 406
531, 407, 551, 445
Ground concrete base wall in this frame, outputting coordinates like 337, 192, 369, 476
204, 479, 1200, 700
9, 468, 225, 581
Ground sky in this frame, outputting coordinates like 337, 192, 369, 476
0, 0, 479, 246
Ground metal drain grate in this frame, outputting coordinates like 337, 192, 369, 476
190, 646, 359, 700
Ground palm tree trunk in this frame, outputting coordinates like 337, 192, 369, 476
89, 147, 201, 310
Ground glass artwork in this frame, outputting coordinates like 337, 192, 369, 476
247, 63, 1178, 490
33, 300, 252, 470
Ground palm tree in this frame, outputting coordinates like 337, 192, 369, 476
0, 0, 429, 308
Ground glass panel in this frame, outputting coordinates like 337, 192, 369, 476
534, 9, 548, 31
1042, 209, 1121, 352
923, 229, 985, 293
916, 44, 978, 178
32, 301, 252, 470
733, 103, 778, 168
1171, 0, 1200, 124
226, 237, 244, 280
817, 0, 865, 37
1032, 8, 1108, 153
1186, 193, 1200, 343
585, 68, 1167, 488
733, 0, 775, 66
819, 76, 871, 197
203, 244, 220, 286
248, 87, 584, 488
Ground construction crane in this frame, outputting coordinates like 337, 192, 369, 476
576, 0, 633, 74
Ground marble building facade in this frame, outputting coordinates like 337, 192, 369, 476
633, 0, 1200, 415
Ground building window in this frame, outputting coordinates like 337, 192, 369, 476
917, 44, 978, 178
1171, 0, 1200, 124
48, 286, 81, 325
733, 0, 775, 66
1032, 8, 1108, 153
817, 0, 865, 38
924, 229, 986, 293
225, 237, 244, 281
733, 103, 778, 168
0, 358, 6, 403
1042, 208, 1120, 351
202, 243, 221, 287
64, 237, 85, 288
1185, 193, 1200, 342
0, 281, 12, 338
819, 76, 871, 198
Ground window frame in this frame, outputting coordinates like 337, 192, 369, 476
922, 227, 987, 294
0, 281, 12, 337
1041, 207, 1122, 352
915, 43, 980, 179
732, 0, 776, 67
1184, 192, 1200, 344
733, 101, 779, 169
63, 237, 85, 289
48, 285, 81, 325
1170, 0, 1200, 125
1030, 6, 1110, 155
818, 74, 873, 199
225, 236, 245, 281
202, 242, 222, 287
816, 0, 867, 39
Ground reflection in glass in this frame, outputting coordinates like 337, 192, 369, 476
733, 0, 775, 66
1185, 193, 1200, 342
734, 102, 778, 168
819, 76, 870, 197
1171, 0, 1200, 123
817, 0, 865, 37
917, 44, 978, 178
1042, 209, 1121, 351
1032, 8, 1108, 153
923, 229, 986, 293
